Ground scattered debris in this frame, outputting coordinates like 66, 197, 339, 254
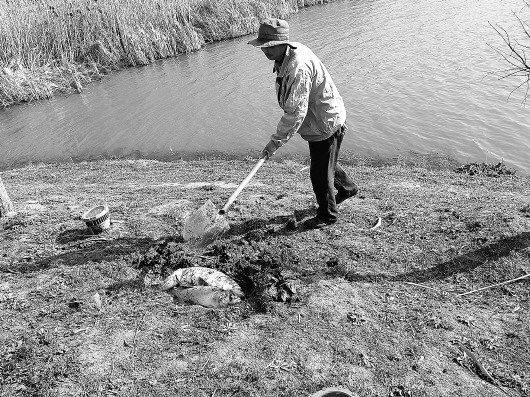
129, 313, 146, 357
456, 316, 475, 327
457, 273, 530, 297
68, 298, 82, 311
426, 316, 453, 330
480, 338, 499, 351
456, 343, 497, 385
93, 293, 102, 311
206, 244, 231, 263
411, 355, 425, 372
360, 353, 372, 368
370, 217, 382, 230
453, 341, 512, 395
383, 293, 395, 302
465, 219, 482, 231
265, 273, 299, 303
265, 359, 297, 373
347, 311, 366, 325
326, 257, 340, 267
389, 385, 412, 397
0, 292, 14, 303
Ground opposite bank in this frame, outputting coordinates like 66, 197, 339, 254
0, 0, 331, 108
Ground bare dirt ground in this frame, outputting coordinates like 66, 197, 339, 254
1, 155, 529, 397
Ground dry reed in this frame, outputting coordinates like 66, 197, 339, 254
0, 0, 327, 108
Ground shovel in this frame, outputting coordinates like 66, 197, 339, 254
182, 155, 267, 245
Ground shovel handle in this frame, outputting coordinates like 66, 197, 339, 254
219, 155, 267, 215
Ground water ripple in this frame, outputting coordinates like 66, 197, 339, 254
0, 0, 528, 173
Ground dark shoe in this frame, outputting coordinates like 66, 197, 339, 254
336, 189, 358, 205
304, 216, 336, 229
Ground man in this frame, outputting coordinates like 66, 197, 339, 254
248, 18, 358, 229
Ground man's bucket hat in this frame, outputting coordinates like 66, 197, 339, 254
248, 18, 290, 48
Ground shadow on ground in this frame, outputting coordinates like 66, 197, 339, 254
54, 227, 97, 244
14, 234, 156, 274
225, 207, 316, 239
346, 232, 530, 283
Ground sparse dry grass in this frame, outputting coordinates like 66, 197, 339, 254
1, 156, 529, 396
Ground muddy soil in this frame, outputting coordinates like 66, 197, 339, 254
138, 238, 302, 312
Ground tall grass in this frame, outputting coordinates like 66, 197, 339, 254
0, 0, 327, 108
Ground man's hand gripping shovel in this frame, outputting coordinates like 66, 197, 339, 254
182, 154, 268, 246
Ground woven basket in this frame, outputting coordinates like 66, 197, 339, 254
81, 204, 110, 234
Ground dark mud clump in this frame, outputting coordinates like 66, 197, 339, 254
455, 161, 516, 177
520, 204, 530, 217
137, 237, 199, 284
205, 243, 301, 313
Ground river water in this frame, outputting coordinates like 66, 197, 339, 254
1, 0, 529, 173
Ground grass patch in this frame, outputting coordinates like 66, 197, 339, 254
1, 157, 529, 396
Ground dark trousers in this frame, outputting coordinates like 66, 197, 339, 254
308, 126, 357, 222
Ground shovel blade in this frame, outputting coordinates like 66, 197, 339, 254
183, 200, 229, 245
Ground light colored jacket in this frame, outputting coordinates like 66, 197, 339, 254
269, 43, 346, 150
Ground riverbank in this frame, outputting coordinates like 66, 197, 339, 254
1, 157, 529, 396
0, 0, 328, 108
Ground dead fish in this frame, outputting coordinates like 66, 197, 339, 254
161, 266, 244, 297
168, 286, 240, 308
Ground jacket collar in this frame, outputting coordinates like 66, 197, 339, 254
273, 43, 297, 75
